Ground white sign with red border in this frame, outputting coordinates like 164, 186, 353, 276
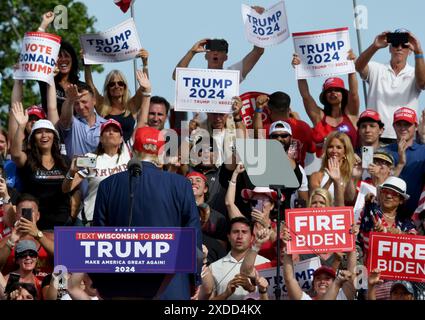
292, 27, 355, 79
285, 206, 355, 254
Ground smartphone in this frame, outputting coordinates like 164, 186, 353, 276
76, 156, 97, 168
21, 208, 33, 222
5, 273, 20, 294
386, 32, 409, 46
254, 199, 264, 212
362, 146, 374, 169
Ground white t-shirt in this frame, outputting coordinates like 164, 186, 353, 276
78, 146, 131, 221
363, 61, 422, 139
300, 289, 348, 300
209, 252, 270, 300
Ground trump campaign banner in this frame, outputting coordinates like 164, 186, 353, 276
80, 18, 141, 64
175, 68, 239, 113
241, 1, 289, 48
54, 227, 197, 273
285, 206, 355, 254
239, 91, 271, 129
257, 256, 320, 299
368, 233, 425, 282
14, 32, 61, 84
292, 27, 355, 79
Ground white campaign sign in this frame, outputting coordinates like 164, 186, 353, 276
80, 18, 141, 64
241, 1, 289, 47
175, 68, 239, 113
14, 32, 61, 84
293, 27, 355, 79
257, 257, 321, 299
353, 182, 377, 224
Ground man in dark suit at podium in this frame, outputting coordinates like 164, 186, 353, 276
92, 126, 202, 299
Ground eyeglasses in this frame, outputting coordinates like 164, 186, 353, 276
108, 81, 126, 88
16, 250, 38, 259
270, 134, 290, 139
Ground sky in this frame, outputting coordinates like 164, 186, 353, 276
81, 0, 425, 126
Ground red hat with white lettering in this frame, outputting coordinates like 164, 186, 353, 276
133, 127, 165, 155
357, 109, 384, 128
393, 107, 418, 125
319, 77, 348, 105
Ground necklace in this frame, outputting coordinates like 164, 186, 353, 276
383, 213, 396, 220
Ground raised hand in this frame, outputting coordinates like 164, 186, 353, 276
137, 48, 149, 66
251, 6, 265, 14
65, 84, 82, 102
232, 96, 243, 117
255, 94, 269, 110
291, 53, 301, 68
325, 157, 342, 183
374, 31, 390, 49
11, 102, 28, 127
136, 70, 151, 92
347, 49, 356, 61
191, 39, 209, 54
407, 32, 423, 54
368, 268, 383, 286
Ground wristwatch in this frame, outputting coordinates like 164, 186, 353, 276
34, 230, 44, 240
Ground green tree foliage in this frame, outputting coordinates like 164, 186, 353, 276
0, 0, 102, 128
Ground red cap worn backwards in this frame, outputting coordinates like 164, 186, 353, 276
393, 107, 418, 125
133, 127, 165, 155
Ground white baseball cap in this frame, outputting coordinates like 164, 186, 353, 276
269, 120, 292, 136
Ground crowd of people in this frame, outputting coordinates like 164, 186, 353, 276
0, 8, 425, 301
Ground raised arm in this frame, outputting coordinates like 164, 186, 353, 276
253, 95, 268, 139
133, 70, 151, 141
81, 52, 104, 115
10, 102, 28, 168
128, 49, 150, 114
58, 84, 80, 130
345, 50, 360, 119
292, 54, 322, 125
355, 32, 389, 79
46, 81, 59, 126
408, 32, 425, 90
224, 164, 245, 220
367, 268, 383, 300
62, 158, 85, 193
172, 39, 209, 80
37, 11, 55, 32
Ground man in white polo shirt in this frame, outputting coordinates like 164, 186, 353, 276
355, 29, 425, 143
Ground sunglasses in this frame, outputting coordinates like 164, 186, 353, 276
270, 134, 290, 139
391, 43, 409, 49
16, 250, 38, 259
108, 81, 126, 88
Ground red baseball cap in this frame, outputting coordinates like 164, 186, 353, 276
357, 109, 384, 127
186, 171, 208, 183
393, 107, 418, 125
319, 77, 348, 105
101, 119, 123, 135
27, 105, 46, 120
313, 266, 336, 280
133, 127, 165, 155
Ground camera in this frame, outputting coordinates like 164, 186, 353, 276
205, 39, 229, 53
386, 32, 409, 47
76, 156, 97, 168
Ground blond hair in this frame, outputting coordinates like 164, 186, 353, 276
320, 131, 355, 184
100, 70, 131, 117
308, 188, 333, 207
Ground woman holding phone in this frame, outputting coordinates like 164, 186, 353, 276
62, 119, 131, 226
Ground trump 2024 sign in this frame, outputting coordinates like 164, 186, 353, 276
285, 207, 355, 254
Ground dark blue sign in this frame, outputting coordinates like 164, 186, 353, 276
54, 227, 196, 273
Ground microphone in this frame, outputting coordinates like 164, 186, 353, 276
128, 158, 142, 177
